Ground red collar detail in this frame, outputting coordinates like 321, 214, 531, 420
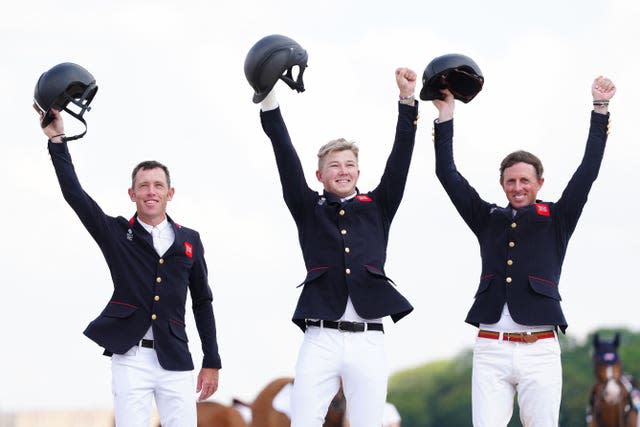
535, 203, 550, 217
355, 194, 373, 203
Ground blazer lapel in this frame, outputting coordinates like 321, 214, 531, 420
129, 214, 155, 252
165, 215, 188, 258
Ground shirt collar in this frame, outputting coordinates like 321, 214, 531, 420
340, 191, 357, 203
323, 189, 358, 204
137, 217, 170, 233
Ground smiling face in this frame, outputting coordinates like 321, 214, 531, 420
500, 162, 544, 209
128, 167, 174, 226
316, 149, 360, 198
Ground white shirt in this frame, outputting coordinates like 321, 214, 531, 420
137, 217, 175, 256
480, 304, 554, 333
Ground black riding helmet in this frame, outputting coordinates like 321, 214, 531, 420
420, 53, 483, 103
244, 34, 308, 103
34, 62, 98, 141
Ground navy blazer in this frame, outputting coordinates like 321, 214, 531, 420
260, 103, 418, 331
49, 142, 221, 371
434, 111, 610, 332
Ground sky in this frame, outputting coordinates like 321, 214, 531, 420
1, 0, 639, 413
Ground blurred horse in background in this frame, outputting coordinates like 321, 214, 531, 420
159, 376, 346, 426
587, 333, 640, 427
251, 376, 346, 427
196, 401, 249, 427
152, 400, 248, 427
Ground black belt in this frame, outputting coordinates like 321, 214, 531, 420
305, 319, 384, 333
102, 339, 154, 357
140, 339, 155, 349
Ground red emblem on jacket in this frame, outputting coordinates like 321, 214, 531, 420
356, 194, 373, 203
535, 203, 550, 217
184, 242, 193, 258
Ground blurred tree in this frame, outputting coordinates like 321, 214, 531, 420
388, 328, 640, 427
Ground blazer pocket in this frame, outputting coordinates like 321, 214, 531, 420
101, 301, 138, 318
169, 319, 189, 342
528, 275, 561, 300
297, 265, 329, 288
364, 264, 396, 286
474, 274, 494, 297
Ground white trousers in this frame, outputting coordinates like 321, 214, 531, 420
472, 334, 562, 427
291, 325, 387, 427
111, 345, 196, 427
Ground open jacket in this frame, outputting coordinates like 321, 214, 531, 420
260, 103, 419, 331
49, 142, 221, 370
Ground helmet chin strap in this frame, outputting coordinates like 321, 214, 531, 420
280, 65, 306, 93
60, 112, 88, 142
60, 83, 96, 142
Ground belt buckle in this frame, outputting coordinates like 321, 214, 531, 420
140, 339, 154, 349
521, 332, 539, 344
337, 321, 353, 332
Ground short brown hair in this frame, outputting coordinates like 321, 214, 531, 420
131, 160, 171, 188
317, 138, 359, 169
499, 150, 543, 183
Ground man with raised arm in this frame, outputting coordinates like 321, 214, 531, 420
259, 68, 419, 427
431, 76, 616, 426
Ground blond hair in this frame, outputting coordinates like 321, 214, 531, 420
317, 138, 359, 169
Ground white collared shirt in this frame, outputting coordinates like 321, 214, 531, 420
137, 217, 175, 256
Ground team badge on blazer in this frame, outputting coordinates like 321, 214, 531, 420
126, 228, 133, 241
356, 194, 373, 203
535, 203, 550, 217
184, 242, 193, 258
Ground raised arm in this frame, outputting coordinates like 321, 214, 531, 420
433, 89, 490, 234
374, 68, 419, 219
259, 90, 314, 221
35, 107, 111, 242
557, 76, 616, 234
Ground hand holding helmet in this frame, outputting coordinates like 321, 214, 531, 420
33, 104, 65, 141
33, 62, 98, 142
420, 53, 483, 104
244, 34, 308, 103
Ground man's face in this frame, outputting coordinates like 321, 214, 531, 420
316, 150, 360, 198
500, 162, 544, 209
128, 167, 174, 226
